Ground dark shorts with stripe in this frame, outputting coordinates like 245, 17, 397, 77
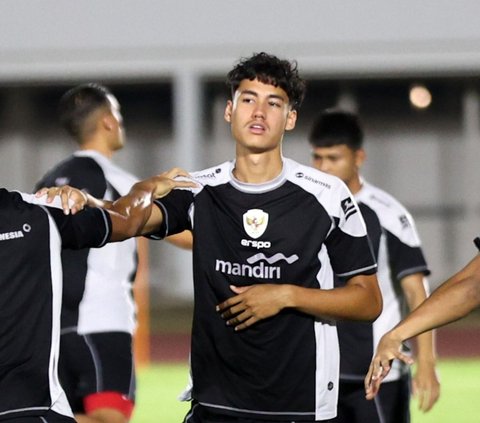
333, 374, 410, 423
58, 331, 136, 414
2, 409, 75, 423
183, 401, 336, 423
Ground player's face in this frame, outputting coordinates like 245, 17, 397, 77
107, 94, 125, 151
311, 144, 364, 188
224, 78, 297, 155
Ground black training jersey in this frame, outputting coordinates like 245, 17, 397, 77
0, 189, 111, 421
150, 158, 377, 421
35, 150, 138, 334
337, 181, 430, 382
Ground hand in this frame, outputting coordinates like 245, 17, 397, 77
36, 185, 88, 215
216, 284, 291, 331
146, 168, 198, 199
364, 331, 414, 400
412, 359, 440, 412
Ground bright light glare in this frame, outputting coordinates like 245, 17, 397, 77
409, 85, 432, 109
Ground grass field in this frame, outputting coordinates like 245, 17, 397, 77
132, 359, 480, 423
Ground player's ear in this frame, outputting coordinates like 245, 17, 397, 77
355, 148, 366, 168
103, 114, 114, 131
285, 109, 297, 131
224, 100, 233, 123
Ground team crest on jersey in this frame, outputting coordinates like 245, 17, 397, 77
243, 209, 269, 239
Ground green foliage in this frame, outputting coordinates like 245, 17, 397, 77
133, 359, 480, 423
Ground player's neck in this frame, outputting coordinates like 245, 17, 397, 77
233, 151, 283, 184
347, 176, 363, 195
79, 139, 114, 159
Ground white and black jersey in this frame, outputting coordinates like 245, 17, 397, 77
337, 181, 430, 382
150, 158, 377, 421
0, 189, 111, 421
35, 150, 138, 335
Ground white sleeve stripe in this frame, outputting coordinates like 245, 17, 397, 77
98, 208, 111, 247
397, 265, 430, 280
337, 264, 377, 278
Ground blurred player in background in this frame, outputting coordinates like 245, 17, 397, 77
308, 109, 440, 423
35, 84, 147, 423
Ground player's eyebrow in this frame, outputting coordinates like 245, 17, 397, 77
239, 89, 286, 102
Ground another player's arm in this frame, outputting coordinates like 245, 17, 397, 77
365, 254, 480, 399
217, 273, 382, 331
165, 230, 193, 250
401, 273, 440, 412
38, 168, 196, 241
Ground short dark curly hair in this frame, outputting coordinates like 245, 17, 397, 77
309, 109, 364, 150
226, 52, 306, 110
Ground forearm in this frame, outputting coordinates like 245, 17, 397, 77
401, 274, 436, 361
107, 169, 196, 241
107, 180, 158, 241
286, 275, 382, 321
391, 276, 480, 342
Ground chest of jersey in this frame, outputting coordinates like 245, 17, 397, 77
192, 181, 332, 289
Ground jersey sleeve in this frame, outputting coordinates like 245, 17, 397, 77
359, 203, 382, 260
145, 188, 194, 240
47, 206, 112, 250
385, 212, 430, 280
34, 157, 107, 198
325, 188, 377, 279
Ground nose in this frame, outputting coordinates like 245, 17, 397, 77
253, 103, 266, 120
313, 159, 328, 172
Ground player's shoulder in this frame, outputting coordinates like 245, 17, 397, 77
358, 181, 410, 214
358, 181, 416, 234
190, 161, 232, 187
284, 158, 347, 195
41, 154, 104, 187
0, 188, 23, 207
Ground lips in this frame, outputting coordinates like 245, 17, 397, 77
249, 123, 267, 134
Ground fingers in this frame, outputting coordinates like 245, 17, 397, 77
396, 351, 415, 366
216, 300, 252, 331
364, 358, 392, 400
162, 167, 190, 179
35, 187, 49, 198
163, 168, 197, 188
413, 376, 441, 412
216, 289, 255, 331
225, 311, 256, 331
230, 285, 250, 294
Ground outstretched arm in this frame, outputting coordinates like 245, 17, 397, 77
37, 168, 197, 241
365, 254, 480, 399
217, 273, 382, 331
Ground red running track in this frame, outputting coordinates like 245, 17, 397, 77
151, 327, 480, 362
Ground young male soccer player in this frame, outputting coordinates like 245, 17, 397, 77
121, 52, 382, 422
35, 83, 145, 423
0, 169, 193, 423
308, 109, 440, 422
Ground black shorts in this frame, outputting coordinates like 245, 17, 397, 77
333, 380, 382, 423
2, 409, 75, 423
377, 374, 411, 423
58, 331, 135, 416
183, 401, 336, 423
333, 374, 410, 423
